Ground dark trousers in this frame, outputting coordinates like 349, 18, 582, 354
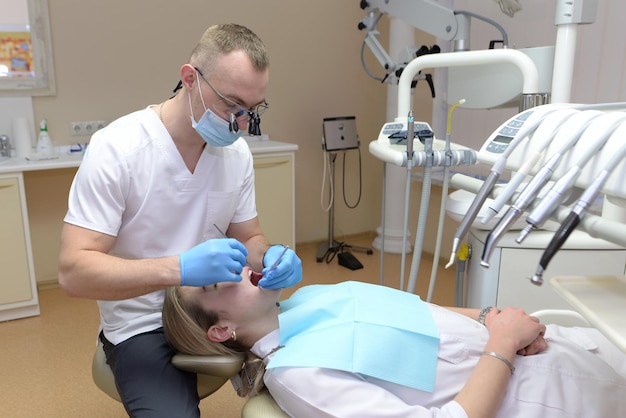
100, 329, 200, 418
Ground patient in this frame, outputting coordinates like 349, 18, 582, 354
163, 267, 626, 418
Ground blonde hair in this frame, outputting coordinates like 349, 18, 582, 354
189, 23, 269, 74
162, 286, 267, 397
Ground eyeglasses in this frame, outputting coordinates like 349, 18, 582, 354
194, 67, 269, 133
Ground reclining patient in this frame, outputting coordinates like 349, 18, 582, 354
163, 266, 626, 418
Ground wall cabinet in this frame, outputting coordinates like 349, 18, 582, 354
0, 173, 39, 321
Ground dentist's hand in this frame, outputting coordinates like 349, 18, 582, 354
258, 245, 302, 289
179, 238, 247, 286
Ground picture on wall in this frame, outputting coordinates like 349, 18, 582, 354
0, 25, 33, 78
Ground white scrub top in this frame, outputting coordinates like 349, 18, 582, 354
65, 107, 257, 344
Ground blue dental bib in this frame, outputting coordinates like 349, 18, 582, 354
268, 281, 440, 392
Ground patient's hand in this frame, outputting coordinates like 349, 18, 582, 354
516, 333, 548, 356
484, 307, 547, 354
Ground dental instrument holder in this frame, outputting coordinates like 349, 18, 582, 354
397, 127, 477, 292
317, 122, 373, 265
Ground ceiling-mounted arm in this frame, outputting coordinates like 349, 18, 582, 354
357, 0, 523, 83
359, 0, 470, 48
358, 10, 399, 77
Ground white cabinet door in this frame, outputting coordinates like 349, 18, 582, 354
253, 153, 295, 249
0, 173, 39, 321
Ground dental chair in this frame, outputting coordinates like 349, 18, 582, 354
92, 342, 289, 417
530, 309, 591, 327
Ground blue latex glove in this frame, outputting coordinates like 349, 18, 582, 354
258, 245, 303, 289
179, 238, 247, 286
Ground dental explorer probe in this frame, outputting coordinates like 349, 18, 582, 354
213, 223, 290, 286
213, 224, 253, 269
530, 140, 626, 285
517, 113, 626, 244
480, 111, 604, 267
445, 105, 566, 269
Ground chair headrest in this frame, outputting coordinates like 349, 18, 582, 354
172, 353, 245, 377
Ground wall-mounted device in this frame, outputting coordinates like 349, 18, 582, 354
322, 116, 360, 152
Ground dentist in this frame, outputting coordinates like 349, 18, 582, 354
58, 23, 302, 417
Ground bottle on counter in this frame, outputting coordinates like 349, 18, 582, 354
36, 119, 54, 156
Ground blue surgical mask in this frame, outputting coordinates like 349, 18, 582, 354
188, 76, 243, 147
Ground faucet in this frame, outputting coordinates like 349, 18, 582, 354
0, 134, 11, 158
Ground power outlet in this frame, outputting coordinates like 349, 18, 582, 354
70, 120, 108, 136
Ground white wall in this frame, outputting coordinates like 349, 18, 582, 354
447, 0, 625, 176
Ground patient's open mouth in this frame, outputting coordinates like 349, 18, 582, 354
249, 270, 263, 286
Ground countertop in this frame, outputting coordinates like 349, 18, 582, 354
550, 275, 626, 353
0, 139, 298, 174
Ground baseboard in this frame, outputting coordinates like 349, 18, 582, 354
296, 231, 377, 250
37, 279, 59, 291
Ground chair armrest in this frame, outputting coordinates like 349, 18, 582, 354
531, 309, 591, 327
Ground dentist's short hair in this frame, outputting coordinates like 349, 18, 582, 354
189, 23, 269, 73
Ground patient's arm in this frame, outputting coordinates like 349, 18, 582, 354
443, 307, 481, 322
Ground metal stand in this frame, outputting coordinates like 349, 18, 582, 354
316, 152, 373, 262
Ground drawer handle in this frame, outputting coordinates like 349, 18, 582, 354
254, 160, 289, 169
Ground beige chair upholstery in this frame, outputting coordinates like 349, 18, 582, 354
92, 342, 122, 402
92, 342, 243, 401
92, 342, 288, 417
242, 392, 290, 418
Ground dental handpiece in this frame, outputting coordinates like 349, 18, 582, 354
529, 172, 607, 286
530, 138, 626, 285
480, 152, 563, 267
406, 110, 415, 162
445, 159, 506, 269
516, 167, 581, 244
517, 114, 626, 243
481, 109, 581, 225
446, 107, 563, 269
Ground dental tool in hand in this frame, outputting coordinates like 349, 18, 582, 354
265, 245, 290, 274
213, 224, 263, 284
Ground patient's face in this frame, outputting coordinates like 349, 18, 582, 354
181, 266, 281, 324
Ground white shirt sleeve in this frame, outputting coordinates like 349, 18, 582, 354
264, 366, 468, 418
